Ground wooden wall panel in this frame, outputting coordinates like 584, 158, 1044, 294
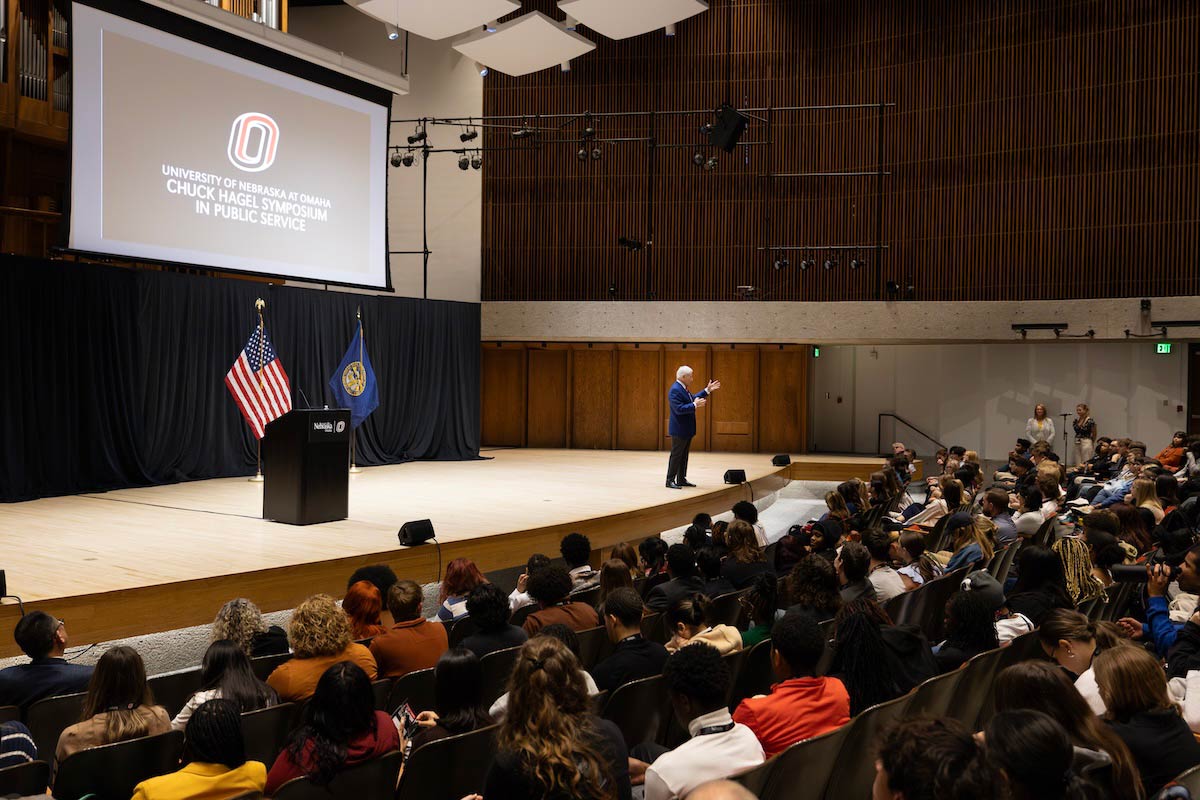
663, 347, 710, 451
571, 346, 615, 449
526, 347, 569, 447
481, 0, 1200, 303
758, 347, 807, 453
480, 346, 525, 447
709, 348, 759, 453
616, 347, 661, 450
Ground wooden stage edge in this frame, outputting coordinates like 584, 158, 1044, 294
0, 453, 898, 657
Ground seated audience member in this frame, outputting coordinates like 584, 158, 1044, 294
634, 644, 764, 800
368, 581, 446, 680
1038, 610, 1128, 716
173, 639, 277, 731
55, 646, 171, 767
821, 491, 852, 527
683, 524, 711, 554
1156, 431, 1189, 473
0, 721, 36, 768
687, 780, 758, 800
1157, 474, 1181, 514
458, 583, 528, 659
592, 588, 669, 693
665, 594, 742, 655
1177, 440, 1200, 482
508, 553, 551, 612
692, 512, 714, 536
611, 543, 642, 581
982, 488, 1019, 546
933, 591, 998, 673
958, 570, 1032, 643
1053, 536, 1106, 606
1013, 487, 1046, 537
212, 598, 289, 658
846, 599, 938, 693
732, 611, 849, 757
1111, 502, 1153, 554
709, 521, 730, 556
0, 611, 93, 709
561, 532, 600, 591
740, 574, 778, 647
342, 580, 387, 640
836, 542, 877, 604
640, 537, 670, 578
983, 710, 1106, 800
831, 603, 914, 714
1038, 473, 1064, 517
994, 661, 1142, 799
862, 529, 905, 603
808, 518, 843, 563
731, 500, 768, 548
1080, 512, 1126, 585
773, 523, 812, 575
1094, 646, 1200, 797
696, 547, 735, 599
1005, 545, 1074, 625
485, 637, 631, 800
1119, 545, 1200, 657
409, 647, 493, 751
905, 476, 962, 526
437, 557, 487, 622
133, 699, 266, 800
1131, 477, 1165, 525
599, 558, 636, 604
646, 544, 706, 612
893, 531, 943, 591
944, 512, 992, 571
489, 624, 600, 721
786, 555, 842, 621
346, 564, 399, 606
719, 521, 773, 589
268, 596, 377, 701
521, 566, 602, 635
872, 717, 990, 800
265, 662, 399, 795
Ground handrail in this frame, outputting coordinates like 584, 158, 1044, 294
877, 413, 946, 457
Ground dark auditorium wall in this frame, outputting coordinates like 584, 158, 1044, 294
0, 256, 480, 503
482, 0, 1199, 302
481, 342, 808, 453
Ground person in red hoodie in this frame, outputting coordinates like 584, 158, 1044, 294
732, 611, 849, 758
265, 661, 399, 795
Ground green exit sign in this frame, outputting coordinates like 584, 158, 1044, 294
813, 346, 821, 358
1157, 342, 1173, 355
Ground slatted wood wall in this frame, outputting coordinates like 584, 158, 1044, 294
481, 0, 1200, 302
480, 342, 808, 453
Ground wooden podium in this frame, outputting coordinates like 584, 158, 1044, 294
262, 409, 351, 525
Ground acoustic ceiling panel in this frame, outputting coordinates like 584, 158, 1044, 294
453, 11, 595, 76
347, 0, 520, 41
557, 0, 707, 40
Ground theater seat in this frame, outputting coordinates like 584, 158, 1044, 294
395, 725, 498, 800
26, 692, 86, 764
52, 729, 184, 800
0, 760, 49, 798
240, 702, 300, 767
273, 750, 402, 800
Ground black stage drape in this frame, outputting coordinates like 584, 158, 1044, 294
1, 256, 480, 502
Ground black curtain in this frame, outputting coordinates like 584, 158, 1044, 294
0, 256, 480, 502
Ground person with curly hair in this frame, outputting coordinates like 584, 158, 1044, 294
872, 716, 992, 800
267, 595, 377, 702
437, 558, 487, 622
369, 580, 447, 680
211, 598, 288, 658
785, 554, 842, 621
521, 566, 601, 636
264, 662, 399, 795
342, 581, 387, 640
561, 532, 599, 591
458, 583, 528, 659
485, 636, 630, 800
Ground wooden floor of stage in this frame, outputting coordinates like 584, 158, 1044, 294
0, 449, 801, 655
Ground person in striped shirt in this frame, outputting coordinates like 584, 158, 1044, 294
0, 721, 37, 768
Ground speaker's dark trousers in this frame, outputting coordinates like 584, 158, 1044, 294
667, 435, 693, 483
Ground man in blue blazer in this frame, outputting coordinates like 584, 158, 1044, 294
667, 365, 720, 489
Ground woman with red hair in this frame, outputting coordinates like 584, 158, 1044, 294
438, 558, 487, 622
343, 581, 387, 640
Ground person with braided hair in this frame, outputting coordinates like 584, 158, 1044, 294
133, 698, 266, 799
1052, 536, 1107, 606
485, 636, 630, 800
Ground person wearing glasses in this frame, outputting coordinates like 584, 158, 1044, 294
0, 611, 93, 710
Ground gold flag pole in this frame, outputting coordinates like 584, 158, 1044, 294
349, 307, 363, 474
249, 298, 266, 483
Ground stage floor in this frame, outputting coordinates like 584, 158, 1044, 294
0, 449, 793, 655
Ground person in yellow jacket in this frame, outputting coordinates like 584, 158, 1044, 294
132, 699, 266, 800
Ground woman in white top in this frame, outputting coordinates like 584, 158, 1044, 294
172, 639, 278, 730
1025, 403, 1055, 445
892, 530, 943, 591
1035, 609, 1121, 717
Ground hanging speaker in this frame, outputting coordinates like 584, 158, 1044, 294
398, 519, 435, 546
771, 454, 791, 467
708, 103, 748, 152
723, 469, 747, 484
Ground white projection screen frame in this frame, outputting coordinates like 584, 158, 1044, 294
69, 0, 392, 289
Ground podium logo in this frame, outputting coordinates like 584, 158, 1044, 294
227, 112, 280, 172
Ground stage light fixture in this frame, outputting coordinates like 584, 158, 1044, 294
664, 23, 676, 35
591, 146, 602, 160
485, 20, 499, 32
407, 129, 426, 145
850, 259, 864, 270
384, 22, 400, 40
401, 152, 415, 167
577, 148, 588, 161
460, 129, 478, 142
561, 60, 571, 72
885, 280, 900, 296
773, 256, 789, 271
800, 259, 812, 271
692, 152, 704, 166
475, 62, 490, 76
617, 235, 643, 251
458, 154, 470, 170
700, 122, 713, 136
471, 152, 483, 170
389, 150, 403, 167
512, 127, 533, 139
823, 258, 837, 271
704, 156, 718, 171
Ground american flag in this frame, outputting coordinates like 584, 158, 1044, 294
225, 325, 292, 439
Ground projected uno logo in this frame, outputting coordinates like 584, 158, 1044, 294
227, 112, 280, 172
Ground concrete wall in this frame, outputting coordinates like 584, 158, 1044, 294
810, 342, 1189, 461
288, 9, 483, 302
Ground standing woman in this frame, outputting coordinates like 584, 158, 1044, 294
1026, 404, 1056, 446
1073, 404, 1097, 466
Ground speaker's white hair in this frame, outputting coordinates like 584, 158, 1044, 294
676, 365, 693, 380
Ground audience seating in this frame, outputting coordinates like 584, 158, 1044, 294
272, 750, 402, 800
905, 665, 966, 719
640, 573, 670, 599
447, 616, 479, 647
395, 725, 498, 800
996, 629, 1045, 670
948, 645, 1007, 730
240, 702, 300, 767
478, 645, 522, 705
735, 722, 854, 800
26, 691, 85, 762
386, 667, 437, 713
52, 729, 184, 800
1171, 764, 1200, 796
927, 515, 952, 553
371, 678, 393, 711
571, 585, 602, 608
989, 540, 1020, 585
226, 793, 264, 800
0, 760, 49, 798
885, 566, 967, 642
823, 692, 913, 800
575, 625, 612, 670
0, 705, 18, 723
601, 674, 671, 749
1030, 518, 1057, 548
641, 611, 668, 644
1094, 581, 1139, 623
508, 604, 538, 629
707, 590, 751, 629
814, 619, 835, 677
250, 652, 292, 682
146, 667, 204, 717
727, 639, 773, 712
